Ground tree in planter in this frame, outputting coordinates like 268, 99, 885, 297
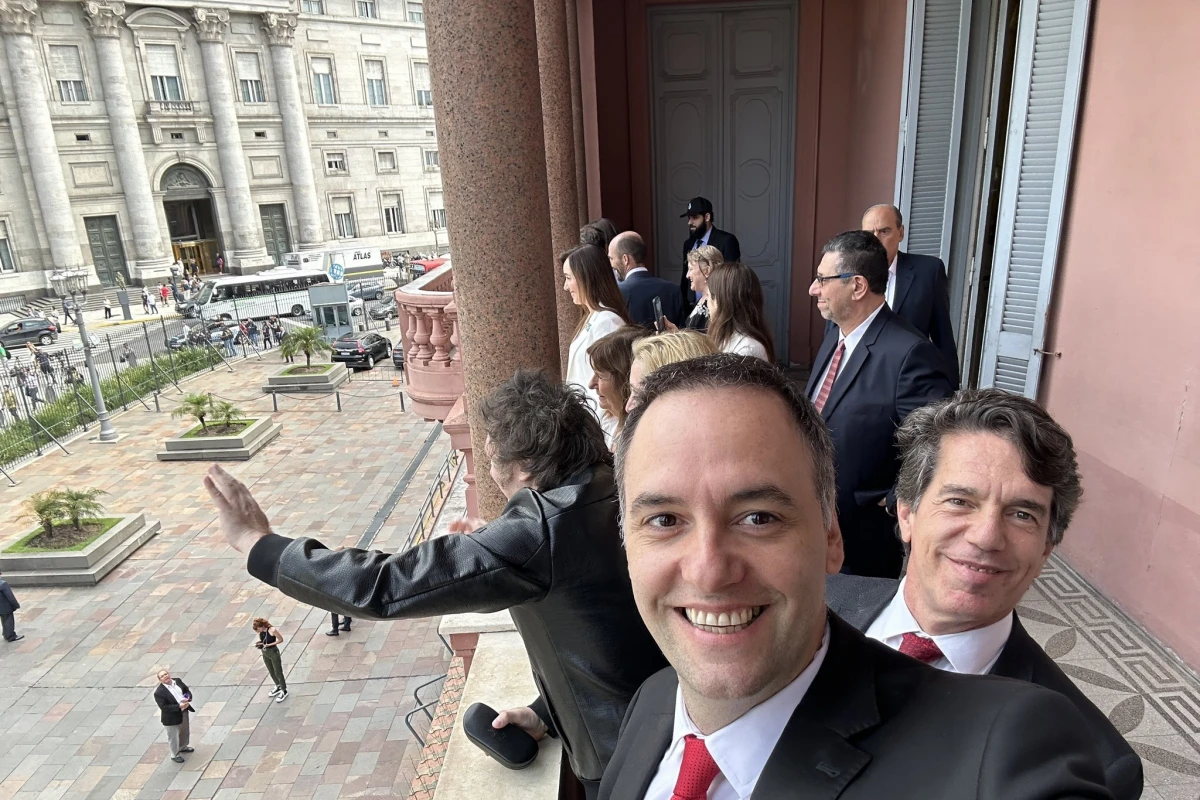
209, 399, 246, 432
20, 490, 66, 537
59, 488, 107, 530
279, 326, 331, 368
171, 393, 247, 435
173, 392, 212, 431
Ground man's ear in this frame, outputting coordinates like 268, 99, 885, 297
826, 514, 845, 575
897, 501, 915, 546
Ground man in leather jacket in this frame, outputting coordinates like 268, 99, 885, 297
205, 371, 666, 798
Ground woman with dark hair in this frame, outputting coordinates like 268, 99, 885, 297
707, 261, 775, 362
562, 245, 631, 441
586, 325, 648, 447
579, 217, 619, 250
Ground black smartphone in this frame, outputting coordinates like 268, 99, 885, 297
652, 296, 665, 331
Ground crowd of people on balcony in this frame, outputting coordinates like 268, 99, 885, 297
200, 197, 1140, 800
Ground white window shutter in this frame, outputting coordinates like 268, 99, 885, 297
894, 0, 971, 263
235, 52, 261, 82
978, 0, 1091, 398
145, 44, 180, 77
48, 45, 84, 80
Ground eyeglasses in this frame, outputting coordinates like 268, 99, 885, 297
812, 272, 858, 286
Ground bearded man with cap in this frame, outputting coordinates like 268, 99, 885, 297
680, 197, 740, 313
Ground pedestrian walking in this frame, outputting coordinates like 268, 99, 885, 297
252, 618, 288, 702
261, 322, 273, 349
223, 328, 237, 358
141, 287, 151, 313
159, 283, 170, 304
0, 570, 22, 642
216, 255, 224, 273
247, 319, 260, 348
21, 369, 41, 408
153, 669, 196, 763
62, 297, 75, 324
103, 296, 113, 319
148, 292, 158, 315
119, 343, 138, 369
328, 613, 352, 636
35, 349, 54, 384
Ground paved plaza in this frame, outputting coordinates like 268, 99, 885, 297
0, 355, 454, 799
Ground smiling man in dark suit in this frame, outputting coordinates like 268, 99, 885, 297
680, 197, 739, 313
601, 355, 1111, 800
806, 230, 955, 578
862, 203, 960, 387
825, 388, 1142, 799
611, 232, 682, 329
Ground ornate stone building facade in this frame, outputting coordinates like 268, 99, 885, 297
0, 0, 442, 295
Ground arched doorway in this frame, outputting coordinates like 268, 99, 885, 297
161, 164, 223, 274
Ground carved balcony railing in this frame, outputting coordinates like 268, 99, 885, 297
147, 100, 197, 114
396, 262, 463, 423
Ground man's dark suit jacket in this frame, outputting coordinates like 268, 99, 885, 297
599, 613, 1111, 800
805, 305, 954, 577
0, 579, 19, 615
620, 269, 683, 329
824, 573, 1143, 800
153, 680, 197, 727
680, 227, 741, 310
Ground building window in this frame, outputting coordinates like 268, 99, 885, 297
379, 130, 389, 138
413, 61, 432, 107
48, 45, 88, 103
332, 197, 356, 239
376, 150, 397, 173
311, 56, 336, 105
301, 0, 324, 12
75, 133, 91, 142
146, 44, 184, 102
383, 194, 405, 234
407, 2, 424, 23
170, 131, 183, 140
235, 52, 266, 104
423, 149, 439, 171
325, 151, 347, 173
428, 190, 446, 230
254, 130, 267, 139
0, 221, 15, 273
326, 130, 338, 139
364, 59, 387, 107
356, 0, 378, 18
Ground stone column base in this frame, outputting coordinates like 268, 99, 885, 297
131, 258, 174, 283
227, 248, 277, 274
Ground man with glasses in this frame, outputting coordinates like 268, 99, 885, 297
806, 230, 953, 578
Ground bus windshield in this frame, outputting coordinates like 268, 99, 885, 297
196, 281, 214, 304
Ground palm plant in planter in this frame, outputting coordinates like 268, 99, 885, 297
280, 326, 332, 367
20, 490, 66, 537
172, 393, 249, 437
11, 487, 113, 551
173, 392, 212, 431
60, 488, 107, 530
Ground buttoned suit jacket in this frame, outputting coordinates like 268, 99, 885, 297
599, 613, 1112, 800
805, 305, 954, 577
824, 573, 1143, 800
620, 270, 684, 329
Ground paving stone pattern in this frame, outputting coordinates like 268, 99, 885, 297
0, 357, 453, 799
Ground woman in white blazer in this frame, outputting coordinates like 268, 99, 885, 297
562, 245, 632, 443
707, 261, 775, 363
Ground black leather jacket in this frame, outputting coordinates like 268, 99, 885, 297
247, 464, 666, 782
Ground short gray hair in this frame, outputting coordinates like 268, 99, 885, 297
895, 388, 1082, 546
614, 354, 836, 530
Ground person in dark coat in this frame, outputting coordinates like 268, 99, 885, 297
679, 197, 740, 313
153, 668, 197, 763
610, 232, 682, 329
0, 570, 22, 642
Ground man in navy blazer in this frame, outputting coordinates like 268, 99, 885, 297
806, 230, 954, 578
679, 197, 740, 313
610, 232, 682, 329
859, 204, 960, 387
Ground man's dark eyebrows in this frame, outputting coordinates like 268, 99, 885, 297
730, 484, 798, 509
628, 492, 681, 513
937, 484, 981, 498
1008, 497, 1050, 515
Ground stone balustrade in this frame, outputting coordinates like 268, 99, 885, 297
396, 263, 464, 422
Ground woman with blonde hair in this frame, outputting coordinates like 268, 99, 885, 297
252, 618, 288, 702
586, 325, 649, 446
707, 261, 775, 362
561, 245, 631, 441
624, 330, 718, 412
683, 245, 724, 332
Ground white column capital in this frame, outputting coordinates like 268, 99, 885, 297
192, 7, 229, 43
0, 0, 38, 36
260, 12, 297, 47
83, 1, 126, 39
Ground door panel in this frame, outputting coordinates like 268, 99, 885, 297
259, 204, 291, 267
85, 216, 129, 288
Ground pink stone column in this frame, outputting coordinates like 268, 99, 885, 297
536, 0, 584, 375
565, 0, 589, 226
426, 0, 561, 519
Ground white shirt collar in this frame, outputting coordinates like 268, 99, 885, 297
666, 623, 830, 798
866, 577, 1013, 675
624, 266, 649, 278
889, 254, 897, 277
162, 680, 185, 703
837, 300, 886, 355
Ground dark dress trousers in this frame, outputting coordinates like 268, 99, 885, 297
153, 680, 197, 726
619, 270, 683, 329
680, 227, 741, 311
247, 464, 666, 785
599, 613, 1112, 800
824, 573, 1144, 800
804, 306, 954, 577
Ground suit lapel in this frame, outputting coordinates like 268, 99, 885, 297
806, 329, 839, 396
608, 677, 675, 800
819, 309, 890, 420
752, 615, 878, 799
988, 614, 1035, 682
891, 253, 916, 313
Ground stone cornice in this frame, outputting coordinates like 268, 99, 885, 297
83, 1, 126, 39
192, 7, 229, 43
260, 11, 297, 47
0, 0, 38, 36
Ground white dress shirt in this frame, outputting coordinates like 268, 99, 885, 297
722, 332, 769, 362
809, 300, 886, 403
644, 624, 831, 800
865, 577, 1013, 674
885, 255, 898, 308
623, 266, 649, 280
163, 680, 186, 704
566, 308, 625, 445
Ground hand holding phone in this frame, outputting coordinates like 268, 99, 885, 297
652, 296, 666, 332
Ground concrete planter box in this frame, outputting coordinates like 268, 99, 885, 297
262, 362, 349, 394
0, 512, 161, 587
156, 415, 281, 461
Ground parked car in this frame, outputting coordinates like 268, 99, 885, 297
330, 332, 391, 369
349, 296, 366, 317
369, 296, 398, 320
392, 340, 405, 369
0, 317, 58, 348
347, 278, 385, 301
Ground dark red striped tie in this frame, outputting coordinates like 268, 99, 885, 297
813, 342, 845, 413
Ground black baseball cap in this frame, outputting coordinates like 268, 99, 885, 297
681, 197, 713, 218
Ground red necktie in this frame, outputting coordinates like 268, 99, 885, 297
899, 632, 944, 664
671, 734, 721, 800
813, 342, 845, 413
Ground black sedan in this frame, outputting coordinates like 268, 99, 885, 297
392, 341, 405, 369
331, 332, 391, 369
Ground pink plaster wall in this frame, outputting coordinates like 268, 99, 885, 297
1042, 0, 1200, 667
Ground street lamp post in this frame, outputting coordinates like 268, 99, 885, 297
49, 269, 119, 442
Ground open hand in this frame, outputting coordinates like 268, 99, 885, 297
448, 517, 487, 534
203, 465, 272, 554
492, 706, 547, 741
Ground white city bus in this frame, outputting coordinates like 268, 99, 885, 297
183, 268, 339, 320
